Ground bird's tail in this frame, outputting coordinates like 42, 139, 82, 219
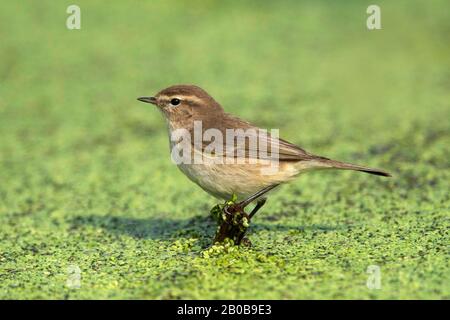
306, 157, 392, 177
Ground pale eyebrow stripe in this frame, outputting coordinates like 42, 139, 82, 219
158, 94, 204, 104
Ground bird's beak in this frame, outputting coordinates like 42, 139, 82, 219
137, 96, 157, 105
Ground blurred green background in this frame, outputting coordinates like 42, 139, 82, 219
0, 1, 449, 299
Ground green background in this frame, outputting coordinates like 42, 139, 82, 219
0, 1, 449, 299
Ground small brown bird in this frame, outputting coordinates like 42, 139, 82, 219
138, 85, 391, 217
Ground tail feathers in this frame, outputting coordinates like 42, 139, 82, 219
315, 158, 392, 177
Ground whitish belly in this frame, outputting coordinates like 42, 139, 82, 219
176, 160, 298, 201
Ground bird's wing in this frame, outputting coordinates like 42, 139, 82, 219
195, 113, 324, 162
188, 113, 391, 177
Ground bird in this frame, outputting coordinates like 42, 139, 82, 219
138, 84, 391, 218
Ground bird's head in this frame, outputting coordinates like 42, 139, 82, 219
138, 85, 224, 124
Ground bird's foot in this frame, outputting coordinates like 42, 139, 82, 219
210, 189, 270, 246
210, 194, 250, 246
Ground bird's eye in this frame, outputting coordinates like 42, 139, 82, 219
170, 98, 181, 106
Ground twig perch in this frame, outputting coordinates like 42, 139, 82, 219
210, 195, 251, 246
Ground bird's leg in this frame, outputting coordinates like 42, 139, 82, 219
249, 198, 267, 220
237, 184, 279, 209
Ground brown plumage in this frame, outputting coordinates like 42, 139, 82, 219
138, 84, 391, 201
